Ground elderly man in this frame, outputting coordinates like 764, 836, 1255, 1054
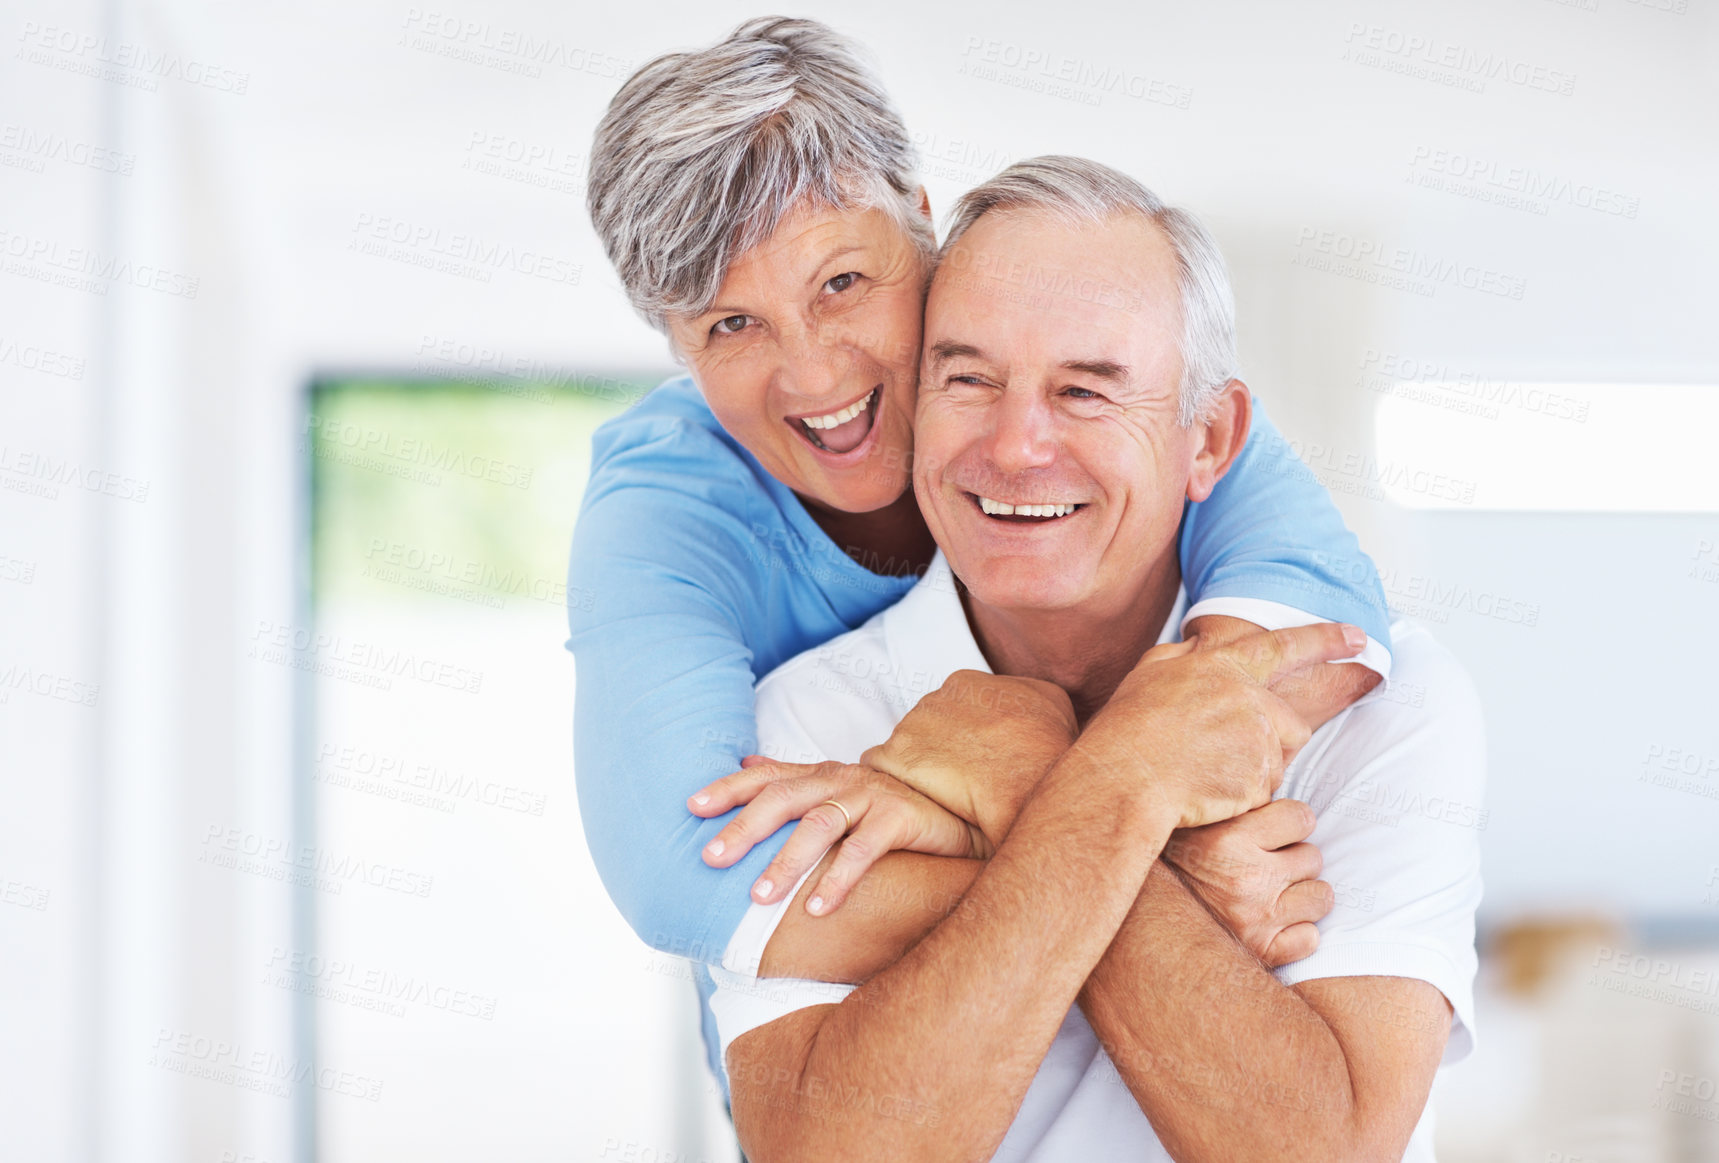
701, 157, 1485, 1162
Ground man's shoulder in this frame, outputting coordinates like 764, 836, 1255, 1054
1355, 618, 1483, 731
754, 614, 914, 765
1287, 619, 1486, 807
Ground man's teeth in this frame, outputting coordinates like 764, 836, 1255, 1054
977, 497, 1079, 518
802, 390, 875, 430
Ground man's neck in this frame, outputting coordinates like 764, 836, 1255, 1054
962, 554, 1183, 725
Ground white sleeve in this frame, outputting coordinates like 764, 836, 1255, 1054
719, 671, 840, 975
1182, 596, 1393, 679
1272, 623, 1486, 1065
708, 966, 858, 1079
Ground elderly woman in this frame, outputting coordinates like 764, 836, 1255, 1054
568, 16, 1389, 1086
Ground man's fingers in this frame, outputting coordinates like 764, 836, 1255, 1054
1240, 797, 1318, 850
1230, 623, 1366, 685
753, 799, 853, 904
1273, 842, 1325, 886
1259, 691, 1313, 764
1277, 877, 1337, 926
1263, 921, 1321, 968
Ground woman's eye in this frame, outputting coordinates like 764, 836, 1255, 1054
824, 272, 859, 294
710, 315, 751, 336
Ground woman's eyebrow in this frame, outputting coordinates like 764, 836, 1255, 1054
806, 243, 866, 283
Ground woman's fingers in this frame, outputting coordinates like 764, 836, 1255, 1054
804, 822, 883, 915
805, 785, 987, 916
700, 772, 842, 868
751, 799, 855, 905
688, 759, 840, 818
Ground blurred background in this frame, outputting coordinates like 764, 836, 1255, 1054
1, 0, 1715, 1160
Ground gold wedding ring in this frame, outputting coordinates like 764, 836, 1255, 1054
818, 799, 853, 833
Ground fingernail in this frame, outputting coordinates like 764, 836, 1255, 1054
1342, 625, 1366, 650
754, 878, 774, 900
807, 896, 824, 915
705, 838, 725, 859
691, 792, 710, 807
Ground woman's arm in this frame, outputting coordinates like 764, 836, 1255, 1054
1180, 397, 1393, 672
566, 397, 804, 967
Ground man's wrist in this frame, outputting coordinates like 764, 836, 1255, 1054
1036, 733, 1180, 847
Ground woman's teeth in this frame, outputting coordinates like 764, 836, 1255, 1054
978, 497, 1079, 518
802, 389, 876, 430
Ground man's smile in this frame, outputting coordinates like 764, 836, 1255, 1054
972, 493, 1087, 522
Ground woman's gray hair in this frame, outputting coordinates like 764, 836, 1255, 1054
587, 17, 934, 331
942, 156, 1237, 426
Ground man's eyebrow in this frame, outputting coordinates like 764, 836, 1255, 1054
929, 340, 985, 364
1061, 358, 1130, 381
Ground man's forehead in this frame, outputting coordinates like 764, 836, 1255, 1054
930, 210, 1175, 335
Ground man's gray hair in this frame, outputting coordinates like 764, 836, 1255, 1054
587, 17, 934, 331
942, 156, 1237, 426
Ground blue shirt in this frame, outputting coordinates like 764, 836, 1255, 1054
565, 376, 1391, 1082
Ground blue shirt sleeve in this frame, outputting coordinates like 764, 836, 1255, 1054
566, 407, 798, 969
1180, 397, 1393, 652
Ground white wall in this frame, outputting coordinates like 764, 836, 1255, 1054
1, 0, 1713, 1158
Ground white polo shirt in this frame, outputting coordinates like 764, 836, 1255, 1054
710, 552, 1484, 1162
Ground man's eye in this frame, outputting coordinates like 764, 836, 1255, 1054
710, 315, 751, 336
824, 272, 859, 294
1064, 386, 1101, 400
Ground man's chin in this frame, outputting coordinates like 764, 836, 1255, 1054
952, 559, 1091, 614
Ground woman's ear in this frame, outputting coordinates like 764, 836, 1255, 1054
1186, 381, 1252, 504
916, 186, 932, 223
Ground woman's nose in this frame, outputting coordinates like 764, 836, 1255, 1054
777, 323, 852, 402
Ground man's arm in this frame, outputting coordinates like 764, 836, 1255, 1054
729, 736, 1176, 1163
1076, 863, 1450, 1163
723, 625, 1352, 1163
1074, 624, 1485, 1161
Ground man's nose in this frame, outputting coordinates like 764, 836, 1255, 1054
984, 390, 1059, 474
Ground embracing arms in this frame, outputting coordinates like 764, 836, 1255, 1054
720, 625, 1355, 1162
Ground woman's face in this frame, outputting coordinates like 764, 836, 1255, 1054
666, 201, 929, 515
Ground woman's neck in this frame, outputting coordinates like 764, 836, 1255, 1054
798, 487, 938, 578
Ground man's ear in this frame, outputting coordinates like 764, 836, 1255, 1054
1186, 380, 1252, 504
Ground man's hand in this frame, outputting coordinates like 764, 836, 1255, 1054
859, 669, 1078, 845
1185, 614, 1381, 731
688, 759, 988, 915
1084, 622, 1367, 831
1163, 798, 1333, 968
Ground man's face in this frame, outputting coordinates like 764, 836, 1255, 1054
913, 208, 1200, 615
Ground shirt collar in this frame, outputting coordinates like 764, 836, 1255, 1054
881, 549, 1188, 686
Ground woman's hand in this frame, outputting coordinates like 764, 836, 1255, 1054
1161, 797, 1334, 968
686, 669, 1076, 917
688, 758, 989, 916
859, 669, 1079, 845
